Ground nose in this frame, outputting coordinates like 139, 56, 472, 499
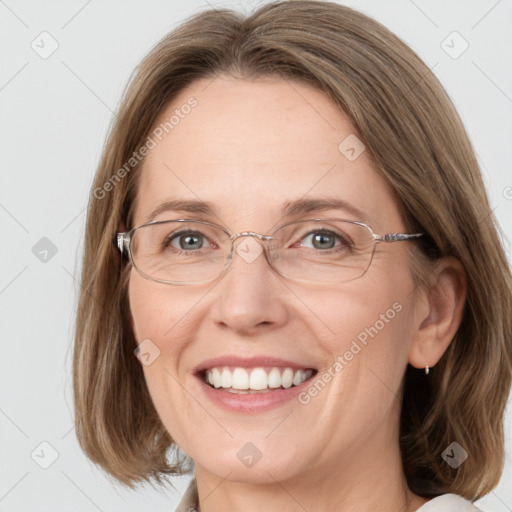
209, 235, 288, 335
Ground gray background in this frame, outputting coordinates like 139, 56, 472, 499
1, 0, 511, 510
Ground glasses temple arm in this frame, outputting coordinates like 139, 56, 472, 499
117, 233, 130, 254
378, 233, 424, 242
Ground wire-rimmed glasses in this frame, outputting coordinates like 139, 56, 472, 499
116, 218, 424, 285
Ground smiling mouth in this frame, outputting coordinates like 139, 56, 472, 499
199, 366, 318, 394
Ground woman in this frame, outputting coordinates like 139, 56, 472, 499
73, 1, 512, 510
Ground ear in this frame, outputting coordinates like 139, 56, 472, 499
408, 257, 467, 370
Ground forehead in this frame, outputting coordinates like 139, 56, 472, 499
132, 76, 402, 231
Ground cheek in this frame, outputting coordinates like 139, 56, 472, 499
308, 271, 414, 403
300, 283, 413, 440
128, 273, 199, 444
129, 275, 167, 343
128, 271, 199, 347
128, 272, 196, 398
315, 285, 409, 355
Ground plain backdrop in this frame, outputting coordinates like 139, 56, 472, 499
1, 0, 511, 511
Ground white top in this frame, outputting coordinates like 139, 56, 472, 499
417, 493, 482, 511
174, 479, 482, 511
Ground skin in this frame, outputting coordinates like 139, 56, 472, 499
127, 76, 467, 511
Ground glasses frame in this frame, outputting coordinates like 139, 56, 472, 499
116, 218, 424, 286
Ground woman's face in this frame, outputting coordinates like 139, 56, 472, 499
128, 76, 421, 485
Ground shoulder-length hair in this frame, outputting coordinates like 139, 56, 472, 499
73, 0, 512, 499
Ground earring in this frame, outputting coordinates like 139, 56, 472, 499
425, 366, 430, 375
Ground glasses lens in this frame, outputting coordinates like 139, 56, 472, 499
130, 221, 230, 283
270, 219, 374, 284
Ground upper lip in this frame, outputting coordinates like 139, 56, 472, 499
193, 356, 317, 374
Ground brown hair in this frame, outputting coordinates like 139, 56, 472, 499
73, 0, 512, 499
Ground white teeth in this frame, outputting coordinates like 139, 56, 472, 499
281, 368, 294, 388
221, 368, 231, 388
212, 368, 222, 388
204, 367, 313, 391
232, 368, 249, 390
293, 369, 304, 386
268, 367, 282, 388
249, 368, 268, 390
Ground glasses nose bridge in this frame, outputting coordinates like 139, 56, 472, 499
231, 230, 275, 247
230, 231, 273, 244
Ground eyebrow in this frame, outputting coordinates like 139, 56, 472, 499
145, 199, 217, 224
281, 197, 367, 222
144, 196, 367, 225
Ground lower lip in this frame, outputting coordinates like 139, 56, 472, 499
195, 374, 314, 414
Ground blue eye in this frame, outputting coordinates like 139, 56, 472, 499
299, 230, 348, 250
168, 231, 208, 251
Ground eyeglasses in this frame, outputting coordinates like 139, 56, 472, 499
116, 218, 424, 286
